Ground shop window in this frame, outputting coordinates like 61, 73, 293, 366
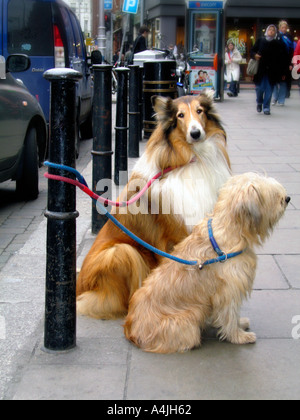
191, 12, 217, 58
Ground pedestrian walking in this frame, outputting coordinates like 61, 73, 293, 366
126, 26, 150, 65
251, 24, 289, 115
125, 45, 133, 66
225, 41, 242, 97
133, 26, 150, 54
113, 50, 120, 66
91, 48, 102, 65
272, 21, 294, 105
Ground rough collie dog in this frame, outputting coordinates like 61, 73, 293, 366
124, 173, 290, 353
76, 90, 231, 319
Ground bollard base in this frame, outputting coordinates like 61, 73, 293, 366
41, 344, 76, 355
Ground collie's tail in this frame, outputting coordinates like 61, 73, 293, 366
76, 243, 150, 319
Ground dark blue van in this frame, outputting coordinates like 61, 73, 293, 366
0, 0, 93, 142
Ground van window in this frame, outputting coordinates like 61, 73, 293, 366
57, 5, 76, 59
69, 12, 84, 59
7, 0, 53, 56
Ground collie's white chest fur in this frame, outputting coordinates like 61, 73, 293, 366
134, 137, 231, 232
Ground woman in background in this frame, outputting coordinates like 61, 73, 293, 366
251, 25, 288, 115
225, 41, 242, 97
272, 21, 294, 105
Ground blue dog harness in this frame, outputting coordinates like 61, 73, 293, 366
198, 219, 243, 270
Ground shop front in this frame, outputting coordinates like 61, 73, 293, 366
186, 1, 227, 100
225, 0, 300, 82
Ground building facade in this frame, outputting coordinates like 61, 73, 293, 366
143, 0, 300, 51
131, 0, 300, 66
144, 0, 186, 49
69, 0, 300, 68
63, 0, 93, 36
226, 0, 300, 81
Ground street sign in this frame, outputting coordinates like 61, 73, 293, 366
85, 37, 94, 47
104, 0, 113, 10
188, 1, 224, 9
123, 0, 139, 14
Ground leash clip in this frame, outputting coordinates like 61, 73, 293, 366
219, 252, 228, 263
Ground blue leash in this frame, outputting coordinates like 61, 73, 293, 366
44, 161, 88, 187
44, 161, 243, 269
208, 218, 225, 256
95, 200, 198, 266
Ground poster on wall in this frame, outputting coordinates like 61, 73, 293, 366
190, 66, 216, 94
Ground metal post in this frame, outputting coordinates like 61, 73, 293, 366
43, 68, 82, 352
118, 13, 130, 66
138, 67, 144, 141
92, 64, 113, 234
140, 0, 144, 25
98, 0, 106, 59
128, 65, 140, 158
114, 67, 129, 186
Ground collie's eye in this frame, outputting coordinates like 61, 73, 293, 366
197, 109, 203, 115
178, 113, 184, 119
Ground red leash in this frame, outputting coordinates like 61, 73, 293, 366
44, 166, 174, 207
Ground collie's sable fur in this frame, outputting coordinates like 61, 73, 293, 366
77, 91, 231, 319
124, 173, 290, 353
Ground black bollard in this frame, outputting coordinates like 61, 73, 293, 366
138, 67, 144, 141
128, 65, 140, 158
114, 67, 129, 186
92, 64, 113, 234
43, 68, 82, 352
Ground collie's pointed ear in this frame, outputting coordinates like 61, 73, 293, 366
152, 96, 177, 133
198, 89, 224, 134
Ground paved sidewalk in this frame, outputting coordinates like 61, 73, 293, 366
0, 139, 94, 271
0, 90, 299, 401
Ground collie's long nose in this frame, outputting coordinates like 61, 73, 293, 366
190, 129, 201, 140
285, 196, 291, 204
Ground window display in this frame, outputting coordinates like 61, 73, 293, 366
191, 13, 217, 58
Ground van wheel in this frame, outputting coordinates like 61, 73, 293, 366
80, 109, 93, 140
16, 127, 39, 200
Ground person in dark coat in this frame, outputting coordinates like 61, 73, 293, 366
272, 21, 294, 105
251, 24, 289, 115
133, 26, 150, 54
91, 49, 102, 65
